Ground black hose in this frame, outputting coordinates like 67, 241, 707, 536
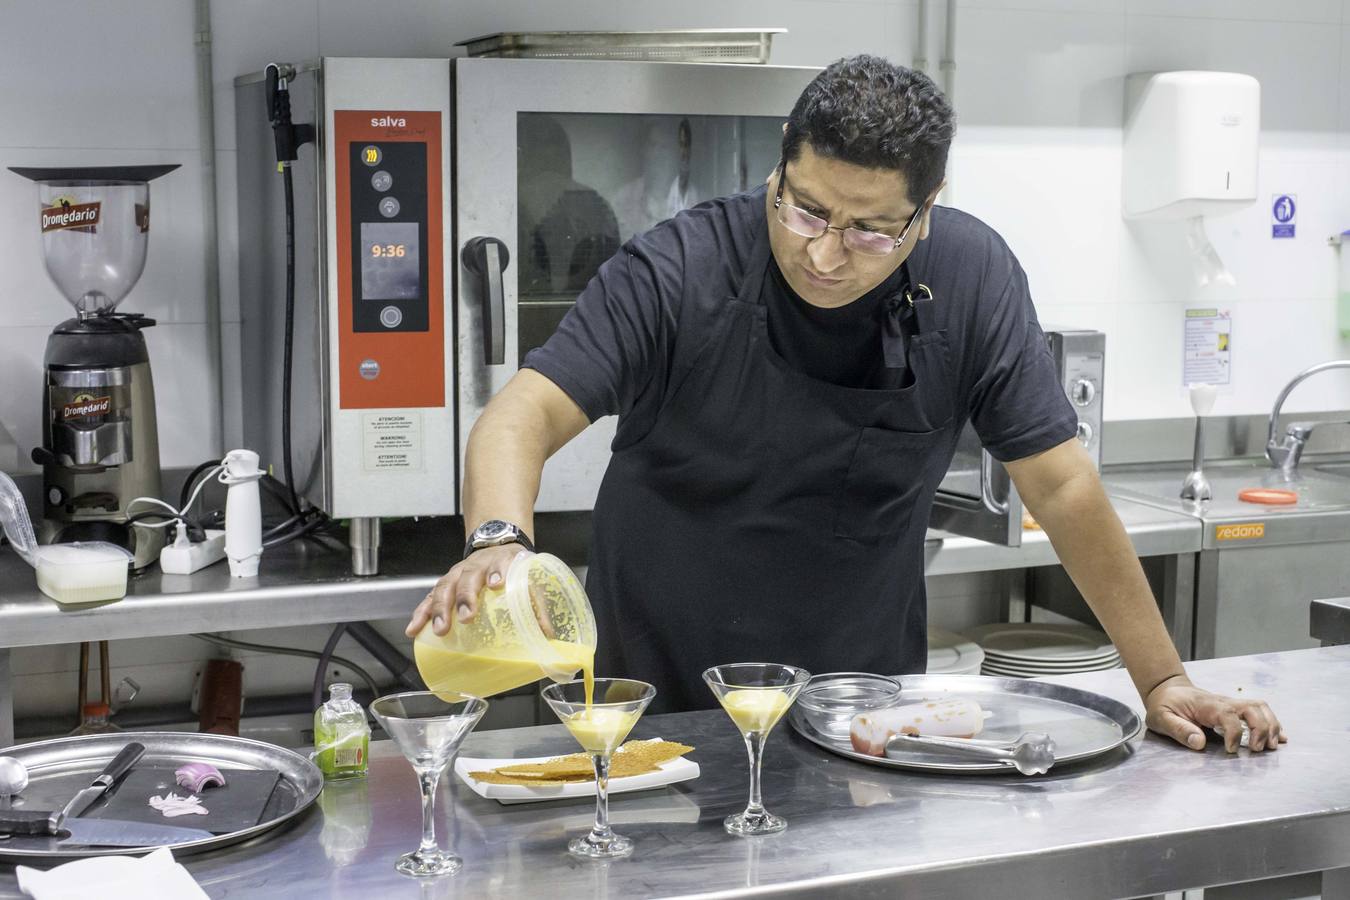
179, 458, 223, 511
312, 623, 349, 710
346, 621, 422, 691
281, 164, 303, 521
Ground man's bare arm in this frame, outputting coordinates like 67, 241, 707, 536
405, 369, 590, 636
1007, 438, 1283, 752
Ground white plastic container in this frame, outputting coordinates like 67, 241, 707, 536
34, 543, 132, 604
1, 471, 132, 604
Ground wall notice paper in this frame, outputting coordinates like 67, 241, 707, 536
363, 412, 424, 472
1183, 308, 1232, 387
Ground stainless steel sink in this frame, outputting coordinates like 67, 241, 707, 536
1102, 459, 1350, 661
1105, 460, 1350, 521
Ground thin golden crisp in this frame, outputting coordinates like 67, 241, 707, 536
469, 739, 694, 785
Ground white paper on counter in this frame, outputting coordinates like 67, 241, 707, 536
16, 846, 208, 900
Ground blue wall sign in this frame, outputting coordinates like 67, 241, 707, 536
1272, 194, 1296, 238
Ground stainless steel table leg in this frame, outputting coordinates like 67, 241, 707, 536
0, 648, 13, 748
1323, 866, 1350, 898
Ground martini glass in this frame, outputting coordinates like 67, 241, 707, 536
541, 677, 656, 859
703, 663, 810, 836
369, 691, 488, 877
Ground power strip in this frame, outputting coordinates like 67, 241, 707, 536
160, 527, 227, 575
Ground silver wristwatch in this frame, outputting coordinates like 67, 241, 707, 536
463, 519, 535, 560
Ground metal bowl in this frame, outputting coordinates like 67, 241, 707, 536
794, 672, 902, 720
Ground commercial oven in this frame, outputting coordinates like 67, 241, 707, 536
235, 56, 1103, 570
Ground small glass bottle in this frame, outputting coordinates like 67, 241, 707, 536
70, 702, 120, 735
314, 683, 370, 780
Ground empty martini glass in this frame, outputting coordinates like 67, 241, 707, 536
541, 677, 656, 859
369, 691, 488, 877
704, 663, 810, 836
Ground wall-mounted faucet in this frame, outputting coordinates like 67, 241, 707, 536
1266, 360, 1350, 476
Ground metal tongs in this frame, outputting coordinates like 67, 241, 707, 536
885, 731, 1057, 775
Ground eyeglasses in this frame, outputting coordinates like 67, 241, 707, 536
774, 164, 925, 256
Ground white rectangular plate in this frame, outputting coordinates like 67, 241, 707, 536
454, 740, 700, 805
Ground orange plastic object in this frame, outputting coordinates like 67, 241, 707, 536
1237, 488, 1298, 505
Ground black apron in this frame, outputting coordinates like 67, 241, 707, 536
588, 222, 956, 713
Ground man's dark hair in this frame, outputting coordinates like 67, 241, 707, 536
782, 55, 955, 205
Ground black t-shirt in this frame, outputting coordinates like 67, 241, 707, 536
525, 185, 1076, 464
764, 256, 907, 390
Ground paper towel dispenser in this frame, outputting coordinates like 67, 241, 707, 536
1122, 71, 1260, 221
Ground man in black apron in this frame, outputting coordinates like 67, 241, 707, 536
409, 56, 1283, 752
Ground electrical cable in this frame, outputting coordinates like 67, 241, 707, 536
312, 624, 349, 711
281, 164, 303, 521
192, 632, 381, 700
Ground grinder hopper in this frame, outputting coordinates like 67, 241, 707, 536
9, 164, 179, 571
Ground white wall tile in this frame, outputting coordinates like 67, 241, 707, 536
1104, 300, 1192, 419
1126, 0, 1341, 24
954, 8, 1126, 127
950, 128, 1123, 305
0, 326, 50, 472
143, 323, 221, 467
1342, 27, 1350, 130
221, 320, 245, 453
1228, 297, 1350, 415
960, 0, 1123, 11
1124, 15, 1340, 132
209, 0, 320, 89
0, 0, 198, 151
215, 150, 241, 324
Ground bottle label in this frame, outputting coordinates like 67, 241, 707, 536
335, 746, 363, 768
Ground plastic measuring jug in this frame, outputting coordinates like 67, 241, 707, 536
414, 552, 597, 700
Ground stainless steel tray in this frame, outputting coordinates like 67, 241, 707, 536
788, 674, 1143, 774
0, 732, 323, 861
456, 29, 785, 65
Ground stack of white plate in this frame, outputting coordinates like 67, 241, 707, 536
926, 627, 985, 676
962, 623, 1121, 678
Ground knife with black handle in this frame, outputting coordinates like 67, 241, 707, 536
0, 741, 145, 836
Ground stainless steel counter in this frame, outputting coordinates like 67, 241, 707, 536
924, 494, 1199, 575
0, 500, 1198, 746
3, 647, 1345, 899
1312, 597, 1350, 645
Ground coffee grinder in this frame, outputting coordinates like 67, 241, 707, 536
10, 165, 178, 570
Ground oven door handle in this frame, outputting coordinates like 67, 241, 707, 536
980, 450, 1009, 515
462, 236, 511, 365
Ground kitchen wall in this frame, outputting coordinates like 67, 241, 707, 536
2, 1, 1349, 728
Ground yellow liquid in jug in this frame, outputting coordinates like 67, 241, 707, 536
415, 635, 595, 706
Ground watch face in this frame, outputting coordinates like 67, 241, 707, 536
477, 520, 511, 541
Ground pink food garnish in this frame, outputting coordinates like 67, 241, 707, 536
174, 762, 226, 792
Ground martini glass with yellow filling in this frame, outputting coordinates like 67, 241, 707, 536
541, 677, 656, 859
703, 663, 811, 836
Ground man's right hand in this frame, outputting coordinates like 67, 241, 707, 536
405, 545, 530, 638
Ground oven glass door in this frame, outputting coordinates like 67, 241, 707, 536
516, 111, 784, 361
454, 58, 817, 512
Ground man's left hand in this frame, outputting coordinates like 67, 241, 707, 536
1145, 675, 1287, 752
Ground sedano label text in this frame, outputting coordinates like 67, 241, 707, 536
1215, 522, 1265, 542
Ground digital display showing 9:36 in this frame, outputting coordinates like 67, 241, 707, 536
359, 221, 420, 300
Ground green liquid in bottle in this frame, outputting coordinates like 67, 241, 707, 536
315, 683, 370, 780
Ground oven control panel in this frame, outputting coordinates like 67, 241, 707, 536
333, 109, 444, 410
1047, 329, 1105, 470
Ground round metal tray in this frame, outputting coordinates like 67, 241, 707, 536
0, 731, 323, 861
788, 674, 1143, 774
